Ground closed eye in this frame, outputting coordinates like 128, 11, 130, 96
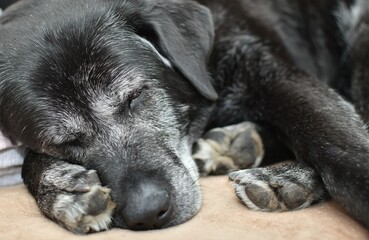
62, 138, 83, 147
57, 132, 88, 148
129, 88, 147, 110
115, 87, 147, 117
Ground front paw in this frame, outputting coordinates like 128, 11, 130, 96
39, 165, 116, 234
228, 164, 326, 211
193, 122, 264, 176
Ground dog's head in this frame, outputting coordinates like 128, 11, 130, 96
0, 0, 216, 229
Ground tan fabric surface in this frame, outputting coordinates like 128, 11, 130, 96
0, 176, 368, 240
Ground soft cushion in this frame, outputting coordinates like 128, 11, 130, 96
0, 176, 368, 240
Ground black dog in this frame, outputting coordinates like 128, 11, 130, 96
0, 0, 368, 234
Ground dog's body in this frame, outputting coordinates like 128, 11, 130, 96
1, 0, 369, 233
198, 0, 369, 225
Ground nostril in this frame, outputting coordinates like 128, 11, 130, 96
128, 208, 171, 230
157, 210, 167, 219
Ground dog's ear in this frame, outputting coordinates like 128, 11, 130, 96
136, 0, 217, 100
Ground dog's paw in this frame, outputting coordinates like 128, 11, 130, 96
228, 164, 326, 211
40, 165, 115, 234
52, 183, 115, 234
193, 122, 264, 176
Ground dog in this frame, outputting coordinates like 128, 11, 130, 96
1, 0, 369, 234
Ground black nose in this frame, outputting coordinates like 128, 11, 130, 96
122, 181, 172, 230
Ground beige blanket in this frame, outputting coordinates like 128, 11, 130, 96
0, 176, 368, 240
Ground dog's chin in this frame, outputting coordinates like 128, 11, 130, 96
166, 180, 202, 228
164, 202, 202, 229
160, 142, 203, 228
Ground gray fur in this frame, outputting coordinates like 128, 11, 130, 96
1, 0, 212, 231
1, 0, 369, 233
36, 161, 115, 234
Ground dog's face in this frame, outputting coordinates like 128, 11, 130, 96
0, 0, 217, 229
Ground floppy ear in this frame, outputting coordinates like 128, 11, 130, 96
137, 0, 218, 100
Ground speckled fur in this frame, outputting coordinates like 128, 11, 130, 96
1, 0, 369, 233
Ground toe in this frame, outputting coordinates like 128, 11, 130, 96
87, 187, 111, 216
228, 170, 246, 181
279, 183, 309, 209
244, 183, 279, 210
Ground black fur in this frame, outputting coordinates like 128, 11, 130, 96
0, 0, 369, 232
201, 0, 369, 228
0, 0, 18, 10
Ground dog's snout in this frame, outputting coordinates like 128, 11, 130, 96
122, 181, 172, 230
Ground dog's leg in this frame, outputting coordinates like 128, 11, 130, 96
22, 151, 115, 234
246, 58, 369, 227
193, 121, 327, 210
229, 163, 327, 211
212, 37, 369, 227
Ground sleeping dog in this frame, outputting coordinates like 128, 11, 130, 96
1, 0, 369, 234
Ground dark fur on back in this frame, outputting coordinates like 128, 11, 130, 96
199, 0, 369, 228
